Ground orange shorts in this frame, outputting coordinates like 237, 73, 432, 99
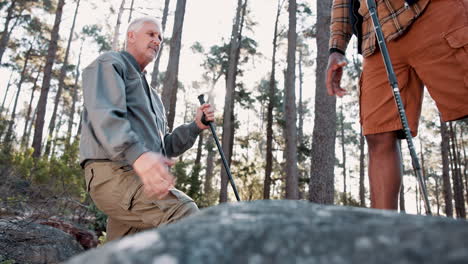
360, 0, 468, 137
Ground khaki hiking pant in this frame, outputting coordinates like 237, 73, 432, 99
84, 161, 199, 241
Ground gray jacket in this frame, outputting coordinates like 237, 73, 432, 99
79, 51, 201, 167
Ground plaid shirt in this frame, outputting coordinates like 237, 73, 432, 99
329, 0, 430, 57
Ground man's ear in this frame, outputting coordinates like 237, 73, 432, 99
127, 31, 135, 44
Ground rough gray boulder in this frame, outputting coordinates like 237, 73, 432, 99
0, 219, 84, 263
65, 200, 468, 264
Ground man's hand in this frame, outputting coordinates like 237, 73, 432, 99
195, 103, 215, 130
326, 52, 348, 97
133, 152, 176, 199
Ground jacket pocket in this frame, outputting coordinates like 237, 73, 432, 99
444, 25, 468, 86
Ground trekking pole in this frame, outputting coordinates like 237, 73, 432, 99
365, 0, 432, 215
197, 94, 241, 202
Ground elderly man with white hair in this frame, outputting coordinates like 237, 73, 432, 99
79, 17, 215, 241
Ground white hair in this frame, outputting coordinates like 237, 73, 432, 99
125, 16, 162, 49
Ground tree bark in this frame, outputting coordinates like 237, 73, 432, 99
219, 0, 247, 203
440, 117, 453, 217
297, 49, 304, 144
21, 66, 42, 149
50, 110, 64, 158
161, 0, 187, 131
112, 0, 126, 51
45, 0, 81, 156
5, 44, 33, 145
32, 0, 66, 158
204, 136, 215, 199
0, 0, 17, 64
66, 40, 84, 148
339, 106, 347, 205
359, 127, 366, 207
284, 0, 299, 200
264, 0, 283, 200
309, 0, 336, 204
151, 0, 170, 89
460, 127, 468, 208
435, 174, 440, 216
127, 0, 135, 23
0, 71, 14, 115
449, 122, 466, 218
399, 181, 406, 212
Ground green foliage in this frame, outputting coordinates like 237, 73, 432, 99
187, 164, 203, 201
335, 192, 361, 207
0, 259, 15, 264
88, 202, 107, 236
82, 25, 111, 52
174, 160, 204, 204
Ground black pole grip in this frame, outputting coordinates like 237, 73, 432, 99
197, 94, 210, 126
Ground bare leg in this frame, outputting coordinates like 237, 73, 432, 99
366, 131, 402, 210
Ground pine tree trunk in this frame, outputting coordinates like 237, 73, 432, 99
127, 0, 135, 23
449, 122, 466, 218
419, 139, 427, 215
5, 44, 33, 145
204, 136, 215, 199
398, 140, 406, 212
339, 106, 347, 205
435, 175, 440, 216
21, 66, 42, 148
151, 0, 171, 89
112, 0, 125, 51
26, 107, 38, 148
359, 127, 366, 207
264, 0, 282, 200
399, 181, 406, 212
32, 0, 66, 158
219, 0, 246, 203
309, 0, 336, 204
297, 49, 304, 144
460, 127, 468, 207
50, 110, 64, 158
66, 40, 84, 148
76, 108, 83, 141
45, 0, 81, 156
161, 0, 187, 131
284, 0, 299, 200
0, 0, 17, 64
440, 117, 453, 217
0, 72, 13, 115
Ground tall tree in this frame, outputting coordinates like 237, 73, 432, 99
127, 0, 135, 23
32, 0, 66, 158
309, 0, 336, 204
66, 41, 83, 148
338, 105, 347, 204
398, 141, 406, 212
0, 0, 17, 64
440, 118, 453, 217
21, 66, 42, 148
284, 0, 299, 199
161, 0, 187, 131
359, 128, 366, 207
151, 0, 170, 89
112, 0, 125, 50
449, 123, 466, 218
0, 72, 14, 115
219, 0, 247, 203
44, 0, 81, 156
264, 0, 283, 199
5, 43, 34, 145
